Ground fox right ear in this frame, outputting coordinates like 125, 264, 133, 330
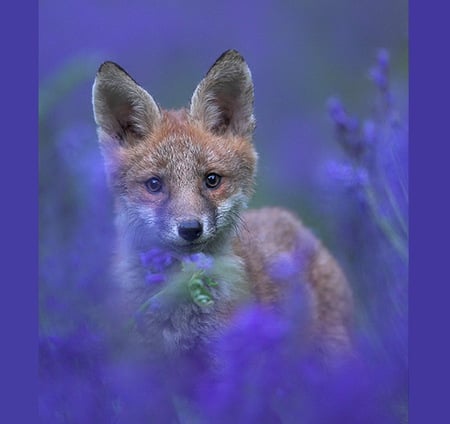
92, 62, 161, 144
190, 50, 255, 138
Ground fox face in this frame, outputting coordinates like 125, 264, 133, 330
93, 51, 258, 255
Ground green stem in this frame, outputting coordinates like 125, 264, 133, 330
364, 185, 408, 261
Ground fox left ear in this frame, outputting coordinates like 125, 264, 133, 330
190, 50, 255, 138
92, 61, 161, 145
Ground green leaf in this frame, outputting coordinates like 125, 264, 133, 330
188, 276, 214, 307
204, 276, 218, 287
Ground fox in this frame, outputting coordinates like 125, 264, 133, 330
92, 50, 353, 362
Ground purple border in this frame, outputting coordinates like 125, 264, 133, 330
0, 1, 422, 422
410, 0, 450, 422
0, 0, 38, 421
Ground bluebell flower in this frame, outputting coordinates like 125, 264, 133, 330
267, 229, 318, 283
327, 96, 352, 129
362, 119, 377, 145
369, 48, 390, 93
327, 97, 367, 160
184, 252, 214, 271
145, 272, 166, 286
140, 248, 175, 272
323, 49, 408, 423
324, 160, 369, 188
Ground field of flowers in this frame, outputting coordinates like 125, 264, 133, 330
39, 1, 408, 422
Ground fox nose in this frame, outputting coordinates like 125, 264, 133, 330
178, 220, 203, 242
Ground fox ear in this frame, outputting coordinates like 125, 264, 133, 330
92, 62, 161, 144
190, 50, 255, 138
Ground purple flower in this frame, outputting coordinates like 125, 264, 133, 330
362, 119, 377, 145
327, 97, 349, 128
145, 272, 166, 286
324, 160, 369, 188
268, 251, 299, 280
267, 229, 318, 284
185, 252, 214, 271
369, 49, 392, 112
369, 67, 388, 92
327, 49, 408, 259
324, 49, 407, 423
327, 97, 368, 160
369, 49, 390, 89
376, 48, 390, 70
140, 248, 175, 272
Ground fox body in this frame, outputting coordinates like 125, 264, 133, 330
92, 50, 352, 359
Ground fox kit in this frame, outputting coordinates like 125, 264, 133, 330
92, 50, 352, 360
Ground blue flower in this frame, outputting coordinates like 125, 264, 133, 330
324, 160, 369, 188
145, 272, 166, 286
184, 252, 214, 271
140, 248, 175, 272
369, 48, 390, 92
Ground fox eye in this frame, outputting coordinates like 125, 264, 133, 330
145, 177, 163, 193
205, 173, 221, 189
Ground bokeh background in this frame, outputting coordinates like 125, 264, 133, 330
39, 0, 408, 422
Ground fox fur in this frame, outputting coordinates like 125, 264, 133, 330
92, 50, 353, 360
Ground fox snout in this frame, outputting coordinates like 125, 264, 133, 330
177, 219, 203, 242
